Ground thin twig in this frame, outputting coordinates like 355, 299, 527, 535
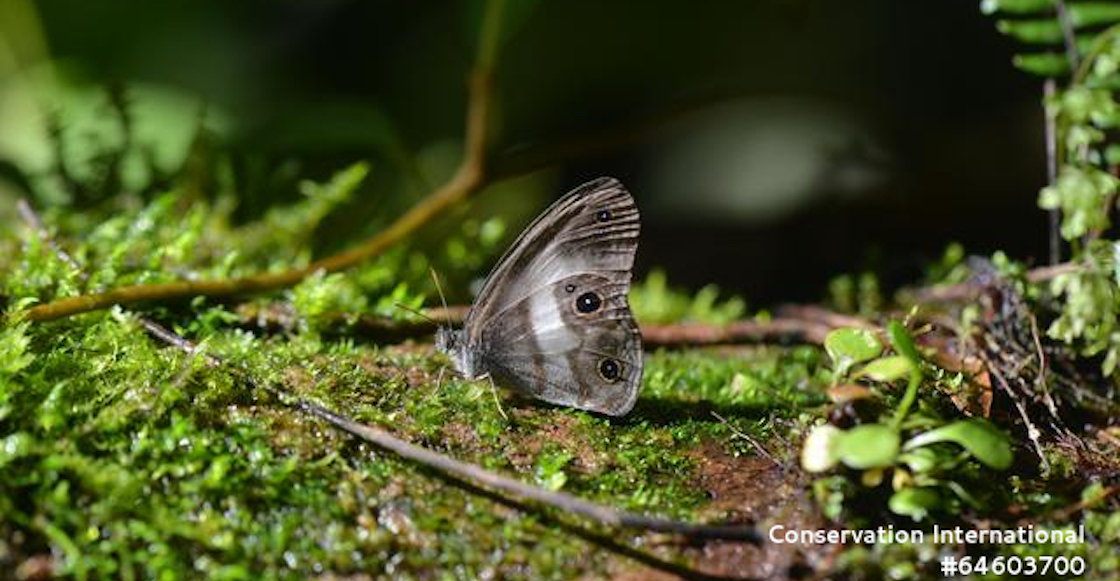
1052, 0, 1080, 73
1039, 485, 1119, 525
1044, 79, 1061, 266
300, 400, 760, 541
642, 318, 836, 347
901, 261, 1083, 305
16, 199, 84, 275
710, 411, 781, 468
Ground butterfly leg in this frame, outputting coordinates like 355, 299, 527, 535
480, 372, 509, 421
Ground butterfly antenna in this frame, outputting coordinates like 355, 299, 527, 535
429, 267, 451, 324
393, 301, 437, 324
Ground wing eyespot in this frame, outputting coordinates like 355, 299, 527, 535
575, 292, 602, 313
596, 209, 612, 222
564, 283, 576, 293
598, 358, 621, 382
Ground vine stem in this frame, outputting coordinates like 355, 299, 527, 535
1044, 79, 1061, 266
22, 3, 501, 324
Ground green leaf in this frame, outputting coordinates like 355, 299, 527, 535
980, 0, 1054, 15
0, 323, 35, 377
902, 419, 1014, 469
1013, 52, 1072, 77
834, 424, 900, 469
534, 450, 573, 492
887, 321, 921, 363
1039, 166, 1119, 240
1070, 3, 1120, 28
858, 356, 914, 383
889, 487, 942, 521
898, 447, 939, 473
997, 19, 1064, 45
824, 328, 882, 375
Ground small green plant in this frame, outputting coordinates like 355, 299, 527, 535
803, 323, 1013, 521
629, 268, 746, 325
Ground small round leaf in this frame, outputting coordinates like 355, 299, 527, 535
835, 424, 900, 469
824, 328, 882, 373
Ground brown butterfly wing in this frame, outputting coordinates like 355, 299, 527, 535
482, 273, 642, 415
462, 177, 642, 415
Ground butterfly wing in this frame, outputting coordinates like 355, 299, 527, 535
464, 177, 642, 415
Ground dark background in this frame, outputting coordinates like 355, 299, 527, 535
19, 0, 1046, 306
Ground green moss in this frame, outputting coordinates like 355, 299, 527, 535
2, 303, 824, 578
0, 186, 833, 577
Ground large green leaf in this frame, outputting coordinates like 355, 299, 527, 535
902, 419, 1013, 470
824, 328, 882, 376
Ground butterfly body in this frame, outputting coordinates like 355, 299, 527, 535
436, 177, 643, 416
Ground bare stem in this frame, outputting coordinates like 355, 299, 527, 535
1044, 79, 1061, 266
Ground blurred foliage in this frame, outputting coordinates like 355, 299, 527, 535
982, 0, 1120, 77
826, 271, 883, 316
981, 3, 1120, 380
1037, 26, 1120, 378
629, 268, 746, 325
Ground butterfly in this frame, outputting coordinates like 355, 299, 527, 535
436, 177, 643, 416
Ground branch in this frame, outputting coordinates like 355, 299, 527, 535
299, 401, 760, 541
899, 261, 1083, 305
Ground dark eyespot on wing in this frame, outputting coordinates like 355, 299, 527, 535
576, 292, 601, 313
598, 358, 621, 381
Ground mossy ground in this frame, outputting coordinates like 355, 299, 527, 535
0, 306, 827, 579
2, 171, 1118, 580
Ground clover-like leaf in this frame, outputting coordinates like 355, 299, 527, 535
824, 328, 882, 376
902, 419, 1013, 470
834, 423, 900, 470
